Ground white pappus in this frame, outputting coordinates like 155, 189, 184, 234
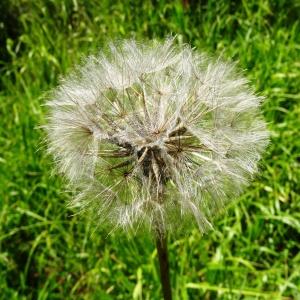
45, 38, 269, 234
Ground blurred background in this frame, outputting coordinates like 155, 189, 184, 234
0, 0, 299, 299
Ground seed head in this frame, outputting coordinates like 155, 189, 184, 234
45, 38, 269, 234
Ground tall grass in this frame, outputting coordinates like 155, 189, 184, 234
0, 0, 299, 299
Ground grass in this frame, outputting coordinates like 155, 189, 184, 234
0, 0, 299, 299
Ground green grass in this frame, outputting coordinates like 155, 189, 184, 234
0, 0, 299, 299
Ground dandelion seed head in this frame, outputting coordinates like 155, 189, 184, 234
45, 38, 269, 234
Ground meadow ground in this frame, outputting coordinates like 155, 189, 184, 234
0, 0, 299, 299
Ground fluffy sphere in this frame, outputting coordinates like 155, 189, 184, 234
45, 38, 269, 234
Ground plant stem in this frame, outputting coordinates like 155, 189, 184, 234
155, 231, 172, 300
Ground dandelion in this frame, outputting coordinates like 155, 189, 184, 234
45, 37, 269, 299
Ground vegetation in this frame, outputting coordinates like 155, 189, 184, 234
0, 0, 299, 299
